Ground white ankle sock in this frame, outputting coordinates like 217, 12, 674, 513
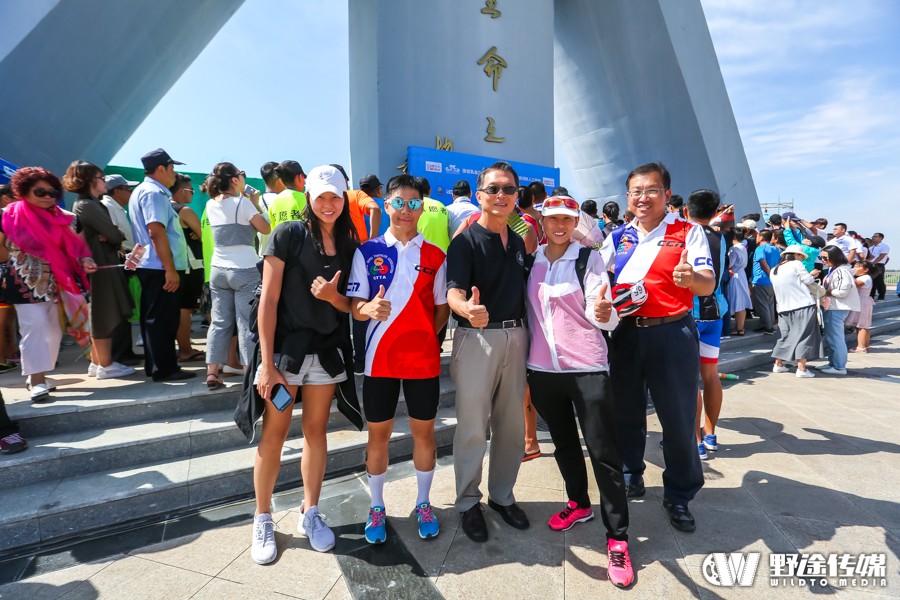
415, 468, 434, 505
367, 472, 386, 507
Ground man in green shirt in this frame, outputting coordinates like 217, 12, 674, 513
414, 177, 451, 252
267, 160, 307, 230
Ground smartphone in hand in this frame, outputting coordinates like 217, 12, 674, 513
271, 383, 294, 412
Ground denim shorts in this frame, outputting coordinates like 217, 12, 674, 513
254, 353, 348, 386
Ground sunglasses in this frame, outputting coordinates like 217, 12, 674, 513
479, 185, 518, 196
388, 197, 423, 211
542, 196, 579, 211
32, 188, 61, 199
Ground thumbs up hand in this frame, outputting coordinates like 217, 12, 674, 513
594, 283, 613, 323
466, 286, 490, 328
673, 249, 694, 288
311, 270, 342, 302
363, 284, 392, 321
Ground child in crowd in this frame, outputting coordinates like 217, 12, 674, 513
848, 261, 874, 352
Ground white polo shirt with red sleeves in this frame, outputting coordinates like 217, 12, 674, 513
599, 212, 713, 318
347, 231, 448, 379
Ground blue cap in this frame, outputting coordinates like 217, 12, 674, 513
141, 148, 184, 172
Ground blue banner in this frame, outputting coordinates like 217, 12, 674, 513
0, 158, 17, 185
406, 146, 560, 206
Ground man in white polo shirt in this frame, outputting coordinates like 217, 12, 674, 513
869, 232, 890, 300
600, 162, 714, 534
831, 222, 861, 262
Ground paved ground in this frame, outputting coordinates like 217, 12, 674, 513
1, 334, 898, 599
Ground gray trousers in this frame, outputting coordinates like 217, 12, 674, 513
752, 284, 776, 329
207, 265, 260, 366
450, 326, 528, 512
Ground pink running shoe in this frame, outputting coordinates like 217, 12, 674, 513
607, 539, 634, 588
547, 500, 593, 531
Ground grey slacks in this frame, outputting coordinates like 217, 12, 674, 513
450, 326, 528, 512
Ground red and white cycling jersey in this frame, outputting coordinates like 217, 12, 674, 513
347, 231, 447, 379
600, 212, 712, 318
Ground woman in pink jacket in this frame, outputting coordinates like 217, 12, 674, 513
525, 196, 632, 589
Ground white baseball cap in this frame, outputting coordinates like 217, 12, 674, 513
540, 195, 580, 218
305, 165, 347, 202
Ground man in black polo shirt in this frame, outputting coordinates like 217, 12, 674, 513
446, 161, 530, 543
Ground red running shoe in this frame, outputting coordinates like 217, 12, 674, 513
607, 539, 634, 588
547, 500, 593, 531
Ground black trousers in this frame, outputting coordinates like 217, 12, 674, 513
872, 265, 886, 300
136, 269, 183, 379
352, 316, 367, 372
610, 315, 704, 506
110, 318, 135, 363
528, 369, 629, 541
0, 390, 18, 437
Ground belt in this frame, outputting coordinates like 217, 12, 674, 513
622, 312, 689, 328
461, 319, 524, 330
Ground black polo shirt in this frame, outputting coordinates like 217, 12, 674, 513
446, 222, 526, 327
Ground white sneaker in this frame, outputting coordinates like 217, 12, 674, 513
795, 369, 815, 378
772, 364, 790, 373
96, 363, 136, 380
818, 366, 847, 375
298, 506, 335, 552
25, 376, 56, 391
88, 363, 98, 377
30, 382, 51, 402
250, 513, 277, 565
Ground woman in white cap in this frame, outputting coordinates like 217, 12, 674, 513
524, 196, 633, 589
770, 244, 822, 377
249, 165, 361, 564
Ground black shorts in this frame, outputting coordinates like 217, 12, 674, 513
362, 376, 440, 423
179, 269, 204, 310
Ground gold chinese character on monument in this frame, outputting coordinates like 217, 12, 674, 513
484, 117, 505, 143
435, 136, 454, 151
477, 46, 507, 92
481, 0, 501, 19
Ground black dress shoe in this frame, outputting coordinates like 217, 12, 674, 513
625, 479, 645, 498
487, 499, 530, 530
152, 369, 197, 382
663, 499, 696, 532
461, 504, 488, 543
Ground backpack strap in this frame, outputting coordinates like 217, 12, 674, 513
523, 252, 536, 279
575, 246, 592, 294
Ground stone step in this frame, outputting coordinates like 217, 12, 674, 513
0, 406, 458, 556
2, 297, 895, 557
718, 310, 900, 374
1, 378, 457, 488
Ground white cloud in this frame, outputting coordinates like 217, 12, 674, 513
701, 0, 874, 77
741, 72, 900, 169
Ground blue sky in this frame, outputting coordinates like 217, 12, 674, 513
112, 0, 900, 249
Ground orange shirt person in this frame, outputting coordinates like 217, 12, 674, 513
336, 167, 382, 242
